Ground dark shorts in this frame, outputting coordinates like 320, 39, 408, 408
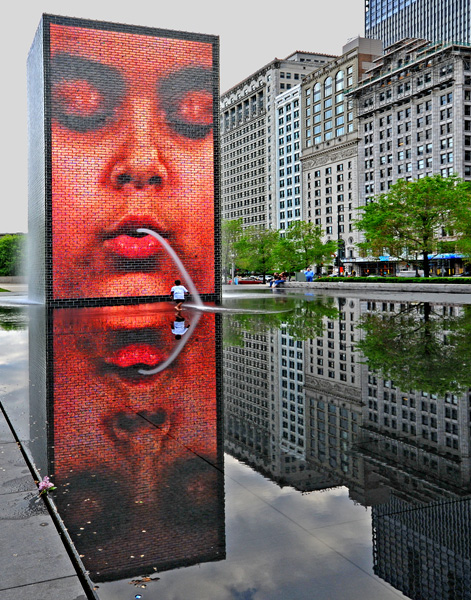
174, 298, 185, 303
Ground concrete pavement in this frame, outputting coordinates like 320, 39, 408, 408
0, 410, 88, 599
0, 283, 90, 598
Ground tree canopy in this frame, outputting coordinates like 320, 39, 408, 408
274, 221, 337, 273
235, 226, 279, 280
355, 175, 471, 276
221, 220, 338, 278
221, 218, 243, 282
0, 234, 26, 277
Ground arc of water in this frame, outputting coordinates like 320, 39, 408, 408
137, 228, 204, 307
136, 228, 203, 375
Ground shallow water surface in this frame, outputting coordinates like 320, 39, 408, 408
0, 288, 470, 599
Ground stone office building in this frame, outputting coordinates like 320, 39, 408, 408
220, 51, 334, 230
300, 37, 383, 274
348, 38, 471, 275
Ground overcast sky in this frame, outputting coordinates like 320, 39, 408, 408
1, 0, 364, 233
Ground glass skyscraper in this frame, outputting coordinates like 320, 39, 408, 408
365, 0, 470, 48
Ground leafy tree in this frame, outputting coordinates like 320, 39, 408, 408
355, 302, 471, 395
274, 221, 337, 274
355, 175, 471, 277
454, 199, 471, 264
236, 227, 279, 281
0, 234, 26, 276
221, 218, 243, 282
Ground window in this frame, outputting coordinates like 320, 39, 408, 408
440, 92, 453, 105
440, 108, 453, 120
324, 77, 333, 97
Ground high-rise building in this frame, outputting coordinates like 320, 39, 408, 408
365, 0, 471, 49
220, 52, 335, 230
275, 85, 303, 231
300, 37, 382, 274
349, 38, 471, 275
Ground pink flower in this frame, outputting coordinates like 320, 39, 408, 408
38, 476, 56, 494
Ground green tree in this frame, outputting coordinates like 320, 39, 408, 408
355, 303, 471, 396
454, 198, 471, 264
221, 218, 243, 283
274, 221, 337, 274
355, 175, 471, 277
0, 234, 26, 276
236, 227, 279, 281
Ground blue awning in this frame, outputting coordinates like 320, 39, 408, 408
428, 253, 463, 260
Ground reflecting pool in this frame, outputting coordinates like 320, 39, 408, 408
0, 288, 470, 599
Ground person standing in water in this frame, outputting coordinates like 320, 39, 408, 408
171, 280, 189, 312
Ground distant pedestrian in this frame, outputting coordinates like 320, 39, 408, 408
304, 268, 314, 282
234, 276, 239, 285
171, 279, 189, 311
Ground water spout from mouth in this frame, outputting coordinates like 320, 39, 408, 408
136, 228, 203, 308
135, 228, 202, 375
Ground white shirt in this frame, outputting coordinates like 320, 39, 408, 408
171, 285, 188, 300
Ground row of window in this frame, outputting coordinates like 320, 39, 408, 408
305, 68, 353, 101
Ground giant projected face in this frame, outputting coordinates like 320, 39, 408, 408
49, 24, 215, 300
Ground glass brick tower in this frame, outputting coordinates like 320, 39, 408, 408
365, 0, 470, 48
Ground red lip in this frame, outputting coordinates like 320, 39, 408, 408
102, 216, 168, 259
104, 343, 166, 368
103, 234, 160, 259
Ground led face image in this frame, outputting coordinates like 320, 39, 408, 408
51, 304, 222, 579
49, 24, 216, 301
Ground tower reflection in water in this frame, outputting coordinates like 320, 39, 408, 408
222, 296, 471, 600
42, 304, 224, 581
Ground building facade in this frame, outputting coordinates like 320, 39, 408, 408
300, 38, 383, 274
348, 38, 471, 275
275, 85, 303, 231
365, 0, 471, 49
220, 52, 334, 230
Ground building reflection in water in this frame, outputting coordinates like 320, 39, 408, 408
30, 303, 225, 582
222, 295, 471, 599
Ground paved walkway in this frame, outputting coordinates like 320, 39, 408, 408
0, 411, 88, 599
0, 284, 89, 598
0, 284, 28, 294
